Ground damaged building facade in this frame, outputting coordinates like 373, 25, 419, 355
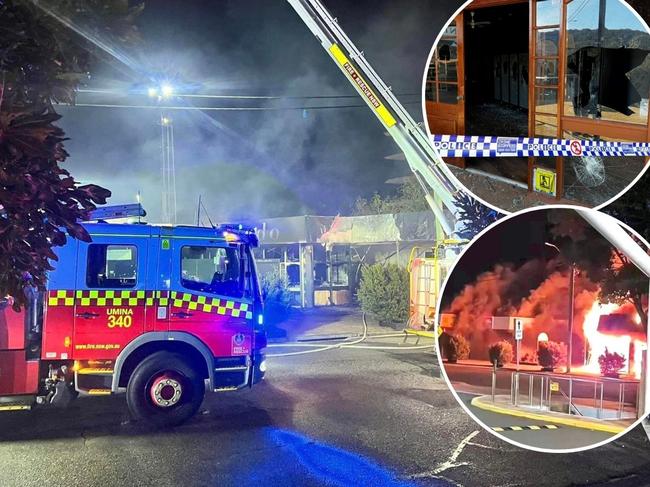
426, 0, 650, 203
252, 212, 440, 308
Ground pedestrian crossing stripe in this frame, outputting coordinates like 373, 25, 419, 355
492, 425, 559, 432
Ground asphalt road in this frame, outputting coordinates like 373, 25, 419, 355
0, 340, 649, 487
457, 392, 615, 450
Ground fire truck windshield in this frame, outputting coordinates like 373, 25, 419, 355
181, 245, 244, 298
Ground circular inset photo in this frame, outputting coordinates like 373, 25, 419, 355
435, 206, 649, 452
422, 0, 650, 213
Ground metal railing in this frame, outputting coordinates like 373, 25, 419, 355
494, 369, 640, 421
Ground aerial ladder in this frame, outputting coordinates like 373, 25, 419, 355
287, 0, 468, 327
286, 0, 463, 238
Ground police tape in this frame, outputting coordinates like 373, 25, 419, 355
430, 135, 650, 158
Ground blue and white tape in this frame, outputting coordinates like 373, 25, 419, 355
430, 135, 650, 158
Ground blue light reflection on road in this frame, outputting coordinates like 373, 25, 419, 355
264, 428, 441, 487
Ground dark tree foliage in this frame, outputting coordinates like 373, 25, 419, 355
353, 179, 429, 216
0, 0, 141, 308
600, 248, 648, 328
455, 192, 501, 240
549, 209, 647, 328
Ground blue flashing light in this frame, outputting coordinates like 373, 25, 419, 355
257, 314, 264, 326
216, 223, 259, 247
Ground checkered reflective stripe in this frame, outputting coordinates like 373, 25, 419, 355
170, 291, 253, 320
48, 290, 253, 320
430, 135, 650, 158
48, 290, 158, 307
47, 290, 76, 307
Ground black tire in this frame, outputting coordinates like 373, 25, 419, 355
126, 351, 205, 427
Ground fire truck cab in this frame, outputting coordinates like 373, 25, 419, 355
0, 222, 266, 426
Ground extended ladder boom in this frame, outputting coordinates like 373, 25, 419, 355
286, 0, 461, 235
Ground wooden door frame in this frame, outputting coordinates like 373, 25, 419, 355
425, 12, 466, 167
534, 0, 650, 198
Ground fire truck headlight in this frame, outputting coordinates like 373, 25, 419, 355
259, 360, 267, 373
257, 314, 264, 326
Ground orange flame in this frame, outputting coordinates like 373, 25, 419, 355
578, 301, 645, 378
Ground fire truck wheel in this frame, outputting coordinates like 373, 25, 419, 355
126, 351, 205, 427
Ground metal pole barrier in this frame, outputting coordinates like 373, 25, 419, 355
540, 376, 544, 409
514, 372, 519, 406
569, 378, 573, 415
599, 383, 604, 419
618, 383, 623, 420
594, 382, 598, 410
491, 361, 497, 403
529, 375, 534, 406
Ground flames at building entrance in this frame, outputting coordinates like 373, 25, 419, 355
442, 256, 647, 378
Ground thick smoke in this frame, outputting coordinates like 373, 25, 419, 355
58, 0, 463, 223
444, 257, 601, 360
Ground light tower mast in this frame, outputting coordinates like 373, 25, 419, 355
160, 113, 177, 224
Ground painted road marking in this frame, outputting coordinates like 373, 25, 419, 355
411, 430, 480, 478
493, 425, 559, 432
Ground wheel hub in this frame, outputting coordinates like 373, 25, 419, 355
150, 374, 183, 408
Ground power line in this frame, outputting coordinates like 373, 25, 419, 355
69, 102, 420, 111
76, 88, 420, 101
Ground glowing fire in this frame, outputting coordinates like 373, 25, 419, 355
579, 301, 646, 378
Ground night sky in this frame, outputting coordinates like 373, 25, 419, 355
56, 0, 464, 223
442, 210, 551, 303
439, 208, 624, 306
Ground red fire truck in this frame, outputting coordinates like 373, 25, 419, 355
0, 218, 266, 426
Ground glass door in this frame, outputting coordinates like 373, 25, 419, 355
530, 0, 564, 197
425, 14, 466, 167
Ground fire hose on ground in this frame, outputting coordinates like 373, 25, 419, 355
266, 313, 437, 357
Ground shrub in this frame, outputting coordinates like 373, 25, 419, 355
488, 341, 513, 367
444, 334, 470, 362
537, 341, 565, 370
260, 270, 293, 326
357, 263, 409, 325
521, 352, 537, 365
598, 348, 626, 377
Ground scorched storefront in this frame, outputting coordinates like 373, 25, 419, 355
425, 0, 650, 205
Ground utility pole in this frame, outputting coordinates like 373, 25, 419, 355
567, 263, 576, 373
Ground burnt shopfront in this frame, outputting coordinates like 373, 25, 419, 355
253, 213, 439, 308
425, 0, 650, 203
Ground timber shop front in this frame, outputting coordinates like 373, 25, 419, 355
425, 0, 650, 207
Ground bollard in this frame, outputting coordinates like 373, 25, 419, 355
514, 372, 519, 406
491, 361, 497, 403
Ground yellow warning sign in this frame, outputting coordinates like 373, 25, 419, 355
550, 381, 560, 392
533, 167, 557, 196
